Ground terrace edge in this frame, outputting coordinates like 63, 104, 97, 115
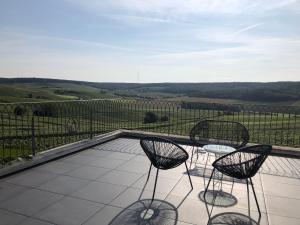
1, 129, 299, 179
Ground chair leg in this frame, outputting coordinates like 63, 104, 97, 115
146, 163, 152, 183
246, 179, 251, 218
204, 168, 215, 220
230, 178, 235, 194
151, 168, 159, 203
250, 177, 261, 219
190, 146, 195, 168
196, 147, 200, 163
185, 162, 193, 190
203, 153, 210, 177
204, 168, 215, 202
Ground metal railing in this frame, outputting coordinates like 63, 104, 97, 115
1, 99, 299, 164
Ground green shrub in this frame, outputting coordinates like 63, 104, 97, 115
144, 111, 158, 124
14, 106, 27, 116
33, 104, 56, 117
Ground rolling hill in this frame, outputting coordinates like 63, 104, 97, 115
0, 77, 299, 105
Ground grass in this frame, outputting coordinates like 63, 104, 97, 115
1, 100, 299, 164
0, 82, 114, 103
1, 79, 299, 106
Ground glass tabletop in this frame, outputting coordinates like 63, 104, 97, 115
203, 144, 236, 155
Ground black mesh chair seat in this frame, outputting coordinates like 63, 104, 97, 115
189, 120, 249, 167
140, 136, 193, 203
190, 120, 249, 148
140, 138, 188, 170
212, 145, 272, 179
151, 153, 188, 170
204, 144, 272, 222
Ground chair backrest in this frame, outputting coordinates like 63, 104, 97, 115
213, 145, 272, 179
140, 136, 188, 168
190, 120, 249, 149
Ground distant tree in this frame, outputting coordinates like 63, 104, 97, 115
14, 106, 27, 116
144, 111, 158, 124
33, 104, 56, 117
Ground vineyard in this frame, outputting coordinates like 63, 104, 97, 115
1, 99, 299, 164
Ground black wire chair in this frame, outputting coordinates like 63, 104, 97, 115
189, 120, 249, 167
140, 136, 193, 203
204, 145, 272, 220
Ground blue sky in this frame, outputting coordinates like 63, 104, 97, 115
0, 0, 299, 82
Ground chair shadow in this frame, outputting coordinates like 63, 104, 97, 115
186, 165, 245, 184
108, 199, 178, 225
208, 212, 259, 225
199, 190, 238, 207
108, 165, 194, 225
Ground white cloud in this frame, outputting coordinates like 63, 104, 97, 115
0, 31, 131, 52
230, 23, 264, 37
66, 0, 300, 15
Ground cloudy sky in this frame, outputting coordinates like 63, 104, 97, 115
0, 0, 299, 82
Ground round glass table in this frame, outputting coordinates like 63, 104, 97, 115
203, 144, 236, 156
202, 144, 236, 195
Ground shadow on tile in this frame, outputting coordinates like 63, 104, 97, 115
199, 190, 238, 207
108, 199, 178, 225
208, 212, 259, 225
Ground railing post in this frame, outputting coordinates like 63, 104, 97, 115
89, 111, 93, 139
31, 116, 36, 156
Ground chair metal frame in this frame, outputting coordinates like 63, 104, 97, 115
189, 120, 249, 168
140, 136, 193, 203
204, 144, 272, 221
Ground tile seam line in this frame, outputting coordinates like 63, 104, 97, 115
0, 207, 61, 225
260, 172, 270, 225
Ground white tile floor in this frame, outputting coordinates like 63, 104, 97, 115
0, 138, 299, 225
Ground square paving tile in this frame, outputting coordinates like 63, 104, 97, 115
0, 182, 28, 202
83, 205, 123, 225
212, 206, 269, 225
0, 189, 63, 216
162, 194, 209, 225
88, 158, 126, 169
71, 181, 126, 204
117, 161, 152, 174
38, 175, 90, 195
268, 214, 300, 225
264, 195, 300, 219
263, 180, 300, 199
35, 196, 103, 225
0, 208, 27, 225
131, 174, 180, 194
261, 174, 300, 186
19, 217, 54, 225
85, 202, 178, 225
34, 161, 81, 175
80, 149, 113, 158
106, 152, 136, 161
66, 165, 111, 180
129, 155, 149, 164
97, 170, 142, 186
170, 178, 210, 201
110, 187, 168, 208
63, 154, 96, 165
5, 170, 57, 188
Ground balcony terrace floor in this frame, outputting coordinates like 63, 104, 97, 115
0, 138, 300, 225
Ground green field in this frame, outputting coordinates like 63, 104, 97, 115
1, 100, 299, 165
0, 78, 300, 106
0, 78, 299, 165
